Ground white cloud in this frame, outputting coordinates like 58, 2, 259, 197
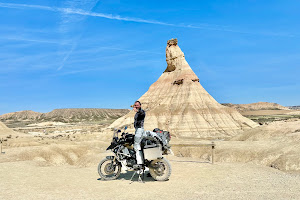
0, 2, 56, 11
0, 2, 295, 38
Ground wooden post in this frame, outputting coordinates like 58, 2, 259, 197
211, 141, 215, 164
0, 138, 3, 154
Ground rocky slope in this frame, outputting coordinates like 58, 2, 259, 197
110, 39, 258, 138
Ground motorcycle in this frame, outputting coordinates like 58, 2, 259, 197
98, 127, 172, 181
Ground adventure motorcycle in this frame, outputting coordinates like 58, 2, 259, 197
98, 127, 172, 181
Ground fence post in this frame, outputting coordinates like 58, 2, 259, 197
211, 141, 215, 164
0, 138, 3, 154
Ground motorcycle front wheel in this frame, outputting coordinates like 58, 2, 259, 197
98, 157, 121, 180
149, 158, 172, 181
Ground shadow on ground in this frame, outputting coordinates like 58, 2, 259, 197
97, 170, 158, 183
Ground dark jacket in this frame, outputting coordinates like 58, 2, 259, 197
134, 108, 145, 129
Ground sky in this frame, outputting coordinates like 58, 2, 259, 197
0, 0, 299, 115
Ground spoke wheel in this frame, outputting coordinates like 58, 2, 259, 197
149, 158, 171, 181
98, 157, 121, 180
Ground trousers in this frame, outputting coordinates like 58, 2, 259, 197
134, 128, 145, 164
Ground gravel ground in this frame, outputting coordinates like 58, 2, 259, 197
1, 155, 300, 200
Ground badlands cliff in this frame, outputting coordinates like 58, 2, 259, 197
110, 39, 258, 138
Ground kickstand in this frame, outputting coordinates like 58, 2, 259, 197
129, 169, 145, 184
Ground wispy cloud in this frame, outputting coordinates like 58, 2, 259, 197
83, 46, 162, 55
0, 2, 295, 38
57, 41, 78, 70
0, 35, 63, 44
57, 0, 99, 70
0, 2, 56, 11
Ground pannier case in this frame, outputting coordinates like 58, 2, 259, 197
143, 144, 162, 160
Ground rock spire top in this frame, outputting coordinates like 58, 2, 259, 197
167, 38, 178, 46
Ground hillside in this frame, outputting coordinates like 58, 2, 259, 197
222, 102, 290, 111
41, 108, 130, 122
288, 106, 300, 110
0, 108, 130, 123
171, 119, 300, 172
0, 121, 24, 137
0, 110, 42, 121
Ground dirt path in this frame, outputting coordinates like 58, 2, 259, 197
1, 155, 300, 200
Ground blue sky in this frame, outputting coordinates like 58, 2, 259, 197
0, 0, 299, 114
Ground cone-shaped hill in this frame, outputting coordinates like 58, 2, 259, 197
110, 39, 258, 138
0, 121, 19, 137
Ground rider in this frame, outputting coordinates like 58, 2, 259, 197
133, 100, 145, 169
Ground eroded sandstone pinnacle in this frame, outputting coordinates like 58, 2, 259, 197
165, 38, 183, 72
110, 39, 258, 138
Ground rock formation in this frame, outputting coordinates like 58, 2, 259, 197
109, 39, 258, 138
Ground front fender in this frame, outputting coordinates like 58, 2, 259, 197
106, 156, 115, 160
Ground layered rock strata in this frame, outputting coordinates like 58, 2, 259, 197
110, 39, 258, 138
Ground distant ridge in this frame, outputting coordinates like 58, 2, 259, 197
288, 106, 300, 110
0, 110, 42, 121
0, 108, 130, 123
222, 102, 290, 111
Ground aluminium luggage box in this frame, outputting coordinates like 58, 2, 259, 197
143, 146, 162, 160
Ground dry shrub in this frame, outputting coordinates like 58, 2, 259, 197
16, 144, 92, 166
269, 152, 300, 171
4, 138, 41, 148
172, 146, 212, 161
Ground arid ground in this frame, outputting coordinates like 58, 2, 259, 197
1, 155, 300, 200
1, 108, 300, 199
0, 112, 300, 199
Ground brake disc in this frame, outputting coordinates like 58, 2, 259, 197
104, 163, 115, 175
154, 162, 166, 176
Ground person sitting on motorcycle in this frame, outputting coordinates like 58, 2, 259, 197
133, 100, 145, 169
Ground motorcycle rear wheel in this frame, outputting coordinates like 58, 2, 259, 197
98, 157, 121, 180
149, 158, 171, 181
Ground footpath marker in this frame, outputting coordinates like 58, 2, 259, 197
0, 138, 5, 154
211, 141, 215, 164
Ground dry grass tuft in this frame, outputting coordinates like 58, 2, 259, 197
15, 144, 103, 167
